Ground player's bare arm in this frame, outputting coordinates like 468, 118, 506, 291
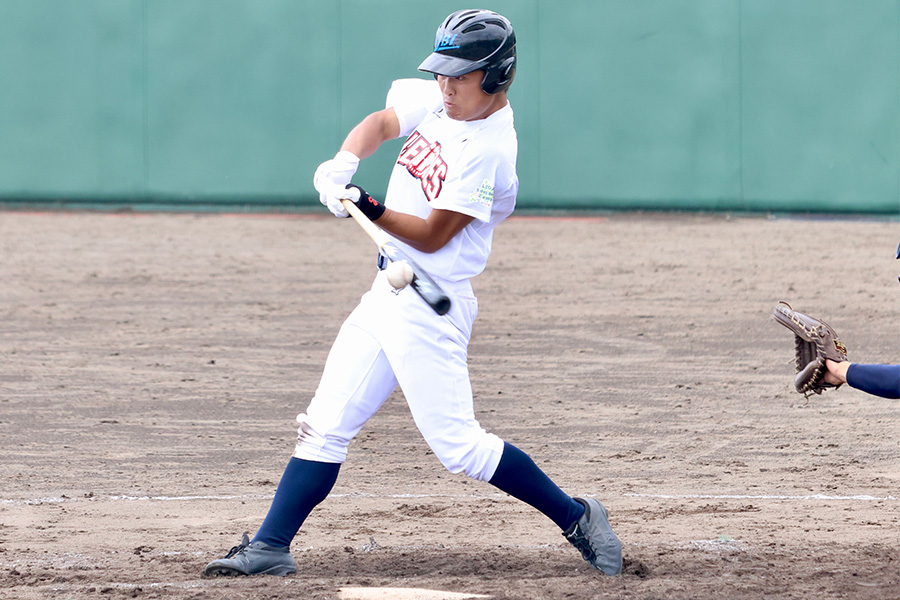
320, 103, 474, 252
375, 207, 475, 254
339, 108, 401, 159
313, 109, 400, 219
341, 184, 475, 253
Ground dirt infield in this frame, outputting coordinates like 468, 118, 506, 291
1, 210, 897, 599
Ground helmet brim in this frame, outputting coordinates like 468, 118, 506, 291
417, 52, 484, 77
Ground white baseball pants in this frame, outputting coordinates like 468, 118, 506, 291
293, 270, 505, 482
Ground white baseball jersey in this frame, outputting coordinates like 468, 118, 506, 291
383, 78, 518, 285
293, 79, 518, 482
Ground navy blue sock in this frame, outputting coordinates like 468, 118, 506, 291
488, 442, 585, 530
252, 457, 341, 548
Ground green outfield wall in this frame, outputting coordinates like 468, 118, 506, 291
1, 0, 898, 213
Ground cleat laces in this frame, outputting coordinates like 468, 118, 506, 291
223, 533, 250, 559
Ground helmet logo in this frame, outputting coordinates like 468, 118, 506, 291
435, 34, 460, 51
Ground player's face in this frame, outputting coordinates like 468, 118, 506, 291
437, 71, 507, 121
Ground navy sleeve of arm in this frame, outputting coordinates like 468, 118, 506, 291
845, 363, 900, 399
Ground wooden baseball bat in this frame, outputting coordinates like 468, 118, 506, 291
340, 198, 451, 316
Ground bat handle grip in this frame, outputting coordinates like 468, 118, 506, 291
341, 198, 389, 249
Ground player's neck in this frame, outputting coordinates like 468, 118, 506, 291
465, 94, 508, 122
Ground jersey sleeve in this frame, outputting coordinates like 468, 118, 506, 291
846, 363, 900, 399
430, 146, 508, 223
386, 79, 443, 138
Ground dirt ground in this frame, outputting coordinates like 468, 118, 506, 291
0, 210, 898, 600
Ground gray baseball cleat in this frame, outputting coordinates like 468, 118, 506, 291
563, 497, 623, 575
204, 533, 297, 577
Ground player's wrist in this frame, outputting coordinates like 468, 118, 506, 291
334, 150, 361, 166
346, 184, 386, 221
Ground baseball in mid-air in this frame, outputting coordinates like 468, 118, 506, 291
385, 260, 414, 289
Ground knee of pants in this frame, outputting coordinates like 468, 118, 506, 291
430, 431, 505, 482
292, 413, 351, 464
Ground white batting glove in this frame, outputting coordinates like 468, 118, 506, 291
314, 151, 360, 218
319, 185, 359, 217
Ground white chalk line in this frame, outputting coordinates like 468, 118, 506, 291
0, 492, 508, 505
0, 493, 272, 505
2, 490, 895, 506
624, 492, 897, 501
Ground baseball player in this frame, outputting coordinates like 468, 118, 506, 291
823, 360, 900, 398
821, 240, 900, 399
204, 9, 622, 578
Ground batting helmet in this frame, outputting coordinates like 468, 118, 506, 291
418, 9, 516, 95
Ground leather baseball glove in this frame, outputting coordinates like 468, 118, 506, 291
773, 302, 849, 396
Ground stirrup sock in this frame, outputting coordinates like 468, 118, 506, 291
253, 457, 340, 548
488, 442, 585, 530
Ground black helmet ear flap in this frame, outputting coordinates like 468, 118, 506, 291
482, 55, 516, 95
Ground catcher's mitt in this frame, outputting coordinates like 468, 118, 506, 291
773, 301, 849, 396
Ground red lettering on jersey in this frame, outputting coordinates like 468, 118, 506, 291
422, 160, 447, 200
397, 131, 448, 203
